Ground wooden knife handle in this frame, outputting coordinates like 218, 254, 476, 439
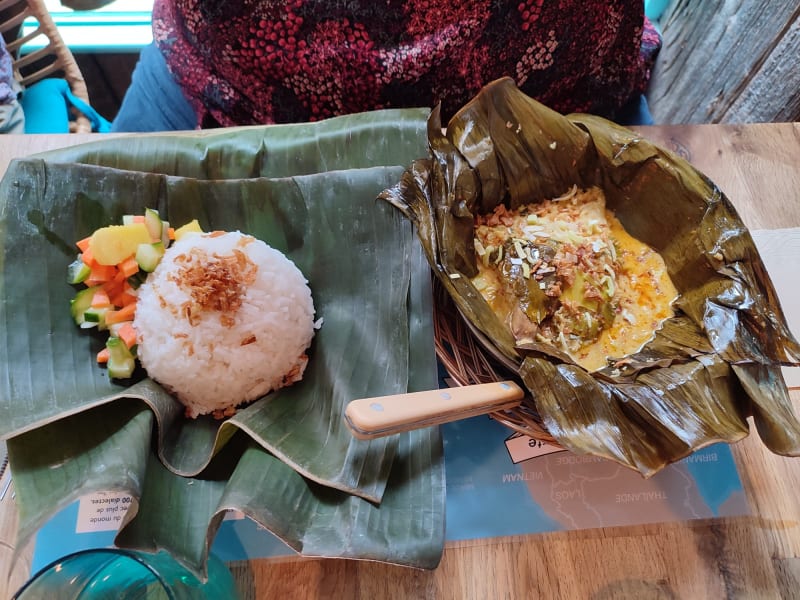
344, 381, 525, 439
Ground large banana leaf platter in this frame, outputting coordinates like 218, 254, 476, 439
380, 77, 800, 476
0, 110, 446, 574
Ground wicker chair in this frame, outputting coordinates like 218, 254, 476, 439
1, 0, 91, 132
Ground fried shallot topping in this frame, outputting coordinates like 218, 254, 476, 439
170, 246, 258, 327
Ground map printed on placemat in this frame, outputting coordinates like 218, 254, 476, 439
442, 415, 748, 542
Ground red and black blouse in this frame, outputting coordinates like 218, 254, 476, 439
153, 0, 661, 127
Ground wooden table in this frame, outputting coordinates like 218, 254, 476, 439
1, 124, 800, 599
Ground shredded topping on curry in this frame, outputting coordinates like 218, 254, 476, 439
472, 186, 678, 371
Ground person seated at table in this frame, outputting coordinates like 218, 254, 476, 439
73, 0, 662, 131
0, 35, 24, 133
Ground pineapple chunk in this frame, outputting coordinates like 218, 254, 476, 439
174, 219, 204, 241
89, 224, 152, 265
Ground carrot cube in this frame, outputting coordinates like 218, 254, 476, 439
105, 303, 136, 324
90, 289, 111, 308
101, 280, 124, 300
85, 264, 117, 286
119, 257, 140, 278
94, 264, 117, 280
76, 236, 91, 252
111, 290, 137, 308
117, 322, 138, 348
81, 246, 96, 267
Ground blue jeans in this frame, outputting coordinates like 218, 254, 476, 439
111, 43, 196, 132
617, 93, 654, 126
112, 42, 655, 132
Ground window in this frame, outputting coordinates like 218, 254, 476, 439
22, 0, 152, 52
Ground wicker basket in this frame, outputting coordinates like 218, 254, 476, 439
432, 277, 560, 446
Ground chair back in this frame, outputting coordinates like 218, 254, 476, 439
1, 0, 91, 132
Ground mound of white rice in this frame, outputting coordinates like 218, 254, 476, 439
134, 231, 316, 418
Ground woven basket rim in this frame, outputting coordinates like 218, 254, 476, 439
432, 277, 560, 445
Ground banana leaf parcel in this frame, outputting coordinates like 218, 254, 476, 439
380, 78, 800, 476
0, 110, 445, 573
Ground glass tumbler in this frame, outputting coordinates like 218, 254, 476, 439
13, 548, 239, 599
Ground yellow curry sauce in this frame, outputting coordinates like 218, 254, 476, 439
471, 186, 678, 372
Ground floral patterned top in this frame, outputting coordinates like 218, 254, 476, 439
153, 0, 661, 128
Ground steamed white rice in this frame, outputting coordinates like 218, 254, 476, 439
133, 231, 316, 418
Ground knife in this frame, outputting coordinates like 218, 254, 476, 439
344, 380, 525, 439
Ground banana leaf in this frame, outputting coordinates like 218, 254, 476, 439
380, 77, 800, 476
33, 109, 429, 179
0, 109, 445, 571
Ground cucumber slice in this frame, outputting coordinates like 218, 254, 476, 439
84, 307, 109, 330
70, 286, 101, 325
108, 360, 135, 379
144, 208, 163, 241
126, 271, 148, 289
122, 214, 135, 225
106, 337, 135, 379
135, 241, 165, 272
67, 257, 91, 284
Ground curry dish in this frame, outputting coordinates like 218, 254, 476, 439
471, 186, 679, 372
